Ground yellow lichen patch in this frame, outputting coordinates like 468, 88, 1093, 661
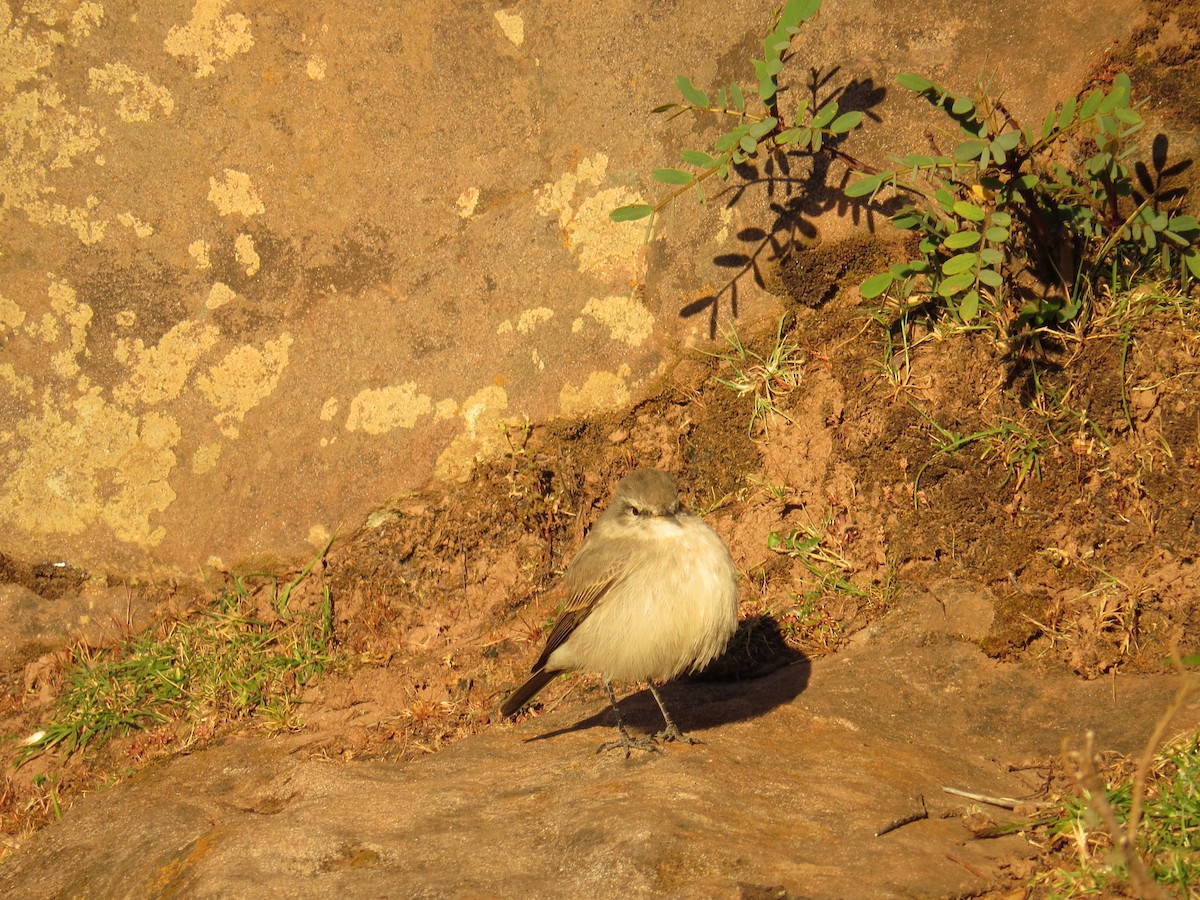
164, 0, 254, 78
205, 282, 236, 310
558, 368, 632, 417
234, 232, 260, 276
306, 523, 331, 549
69, 3, 104, 44
196, 334, 294, 439
188, 239, 212, 269
0, 4, 53, 92
0, 362, 34, 397
4, 389, 179, 545
497, 306, 554, 336
564, 186, 646, 278
305, 56, 326, 80
2, 82, 106, 242
117, 211, 155, 237
456, 186, 479, 219
192, 442, 222, 475
113, 319, 221, 407
493, 10, 524, 47
319, 397, 338, 421
345, 384, 433, 435
535, 154, 646, 280
88, 62, 175, 122
0, 293, 27, 332
536, 153, 608, 220
45, 280, 93, 379
572, 293, 654, 346
208, 168, 264, 217
433, 386, 519, 483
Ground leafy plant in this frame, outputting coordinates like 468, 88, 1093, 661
17, 550, 333, 763
851, 72, 1200, 334
708, 314, 804, 439
610, 0, 863, 235
767, 510, 866, 599
1032, 730, 1200, 897
908, 402, 1044, 507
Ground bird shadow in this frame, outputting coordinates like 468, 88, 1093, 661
523, 615, 810, 744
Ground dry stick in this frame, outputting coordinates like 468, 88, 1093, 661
876, 795, 928, 837
943, 852, 988, 879
941, 786, 1025, 810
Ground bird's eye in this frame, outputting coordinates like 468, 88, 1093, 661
628, 505, 641, 517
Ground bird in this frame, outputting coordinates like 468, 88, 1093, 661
500, 468, 739, 755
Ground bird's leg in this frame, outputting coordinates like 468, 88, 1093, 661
596, 679, 660, 757
648, 683, 703, 745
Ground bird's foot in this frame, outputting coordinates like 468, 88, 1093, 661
655, 723, 704, 746
596, 726, 661, 758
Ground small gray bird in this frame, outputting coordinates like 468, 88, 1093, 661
500, 468, 739, 754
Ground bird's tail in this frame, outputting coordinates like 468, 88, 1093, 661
499, 668, 558, 718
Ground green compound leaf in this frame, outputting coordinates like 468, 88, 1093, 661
781, 0, 823, 28
955, 141, 984, 164
979, 247, 1005, 265
610, 204, 654, 222
1079, 88, 1104, 118
1170, 215, 1199, 237
1057, 96, 1077, 129
977, 268, 1003, 287
812, 103, 838, 128
959, 290, 980, 322
950, 95, 975, 116
748, 116, 779, 139
1185, 248, 1200, 279
675, 75, 709, 108
952, 200, 986, 222
730, 82, 746, 112
652, 168, 694, 185
845, 173, 883, 198
714, 129, 743, 152
938, 272, 975, 297
944, 229, 981, 249
994, 130, 1021, 151
897, 72, 934, 92
942, 252, 978, 275
859, 272, 895, 299
739, 134, 758, 154
984, 226, 1010, 243
680, 149, 718, 168
830, 111, 863, 133
1099, 75, 1131, 113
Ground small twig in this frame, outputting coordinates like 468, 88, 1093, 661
944, 852, 988, 879
876, 795, 928, 836
941, 786, 1027, 810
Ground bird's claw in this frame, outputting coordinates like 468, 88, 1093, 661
596, 726, 662, 757
655, 724, 704, 745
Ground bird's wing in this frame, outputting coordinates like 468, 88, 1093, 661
531, 563, 623, 672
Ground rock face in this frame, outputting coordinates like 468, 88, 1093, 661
0, 0, 1136, 577
2, 591, 1191, 898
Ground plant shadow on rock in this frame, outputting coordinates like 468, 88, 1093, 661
680, 71, 894, 336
